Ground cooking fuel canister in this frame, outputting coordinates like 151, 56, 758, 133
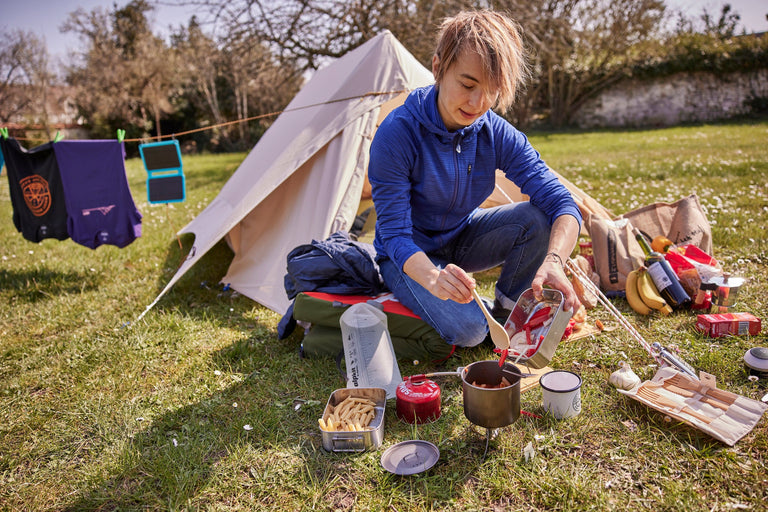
395, 377, 441, 424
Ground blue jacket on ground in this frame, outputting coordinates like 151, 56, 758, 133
368, 85, 582, 269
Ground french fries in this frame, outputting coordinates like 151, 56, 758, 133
318, 396, 377, 432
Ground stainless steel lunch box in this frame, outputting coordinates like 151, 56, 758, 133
503, 288, 573, 369
321, 387, 386, 452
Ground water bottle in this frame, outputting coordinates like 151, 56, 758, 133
340, 302, 401, 398
633, 227, 691, 309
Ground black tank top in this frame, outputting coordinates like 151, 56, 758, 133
1, 137, 69, 242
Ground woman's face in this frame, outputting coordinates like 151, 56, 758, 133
432, 50, 498, 131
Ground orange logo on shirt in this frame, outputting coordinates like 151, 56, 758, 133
20, 175, 52, 216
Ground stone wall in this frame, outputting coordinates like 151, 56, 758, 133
572, 69, 768, 128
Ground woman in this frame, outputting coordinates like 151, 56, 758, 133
369, 10, 582, 348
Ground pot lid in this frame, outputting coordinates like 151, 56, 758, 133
744, 347, 768, 371
380, 440, 439, 475
706, 274, 746, 289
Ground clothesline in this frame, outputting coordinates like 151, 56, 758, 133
5, 90, 407, 144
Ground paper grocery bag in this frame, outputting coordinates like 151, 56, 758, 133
588, 194, 712, 292
587, 214, 644, 292
618, 193, 713, 254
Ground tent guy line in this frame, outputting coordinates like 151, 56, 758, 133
5, 89, 410, 145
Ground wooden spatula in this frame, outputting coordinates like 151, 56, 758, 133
471, 289, 510, 350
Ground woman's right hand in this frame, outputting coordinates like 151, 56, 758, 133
425, 263, 476, 304
404, 254, 475, 304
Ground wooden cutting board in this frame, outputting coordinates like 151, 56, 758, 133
520, 365, 552, 393
564, 322, 603, 342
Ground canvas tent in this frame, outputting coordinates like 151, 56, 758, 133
138, 31, 433, 319
138, 30, 611, 321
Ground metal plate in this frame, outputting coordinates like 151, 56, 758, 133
380, 440, 439, 475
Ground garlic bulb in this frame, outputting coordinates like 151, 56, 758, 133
609, 361, 641, 390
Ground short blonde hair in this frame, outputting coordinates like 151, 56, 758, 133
433, 10, 529, 112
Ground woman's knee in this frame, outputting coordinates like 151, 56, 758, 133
517, 202, 551, 241
434, 308, 487, 347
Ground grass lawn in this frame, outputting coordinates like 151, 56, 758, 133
1, 120, 766, 511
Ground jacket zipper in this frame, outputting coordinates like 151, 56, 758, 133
439, 135, 463, 231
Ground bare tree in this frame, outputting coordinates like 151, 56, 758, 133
166, 0, 476, 72
489, 0, 667, 127
0, 30, 54, 135
172, 18, 227, 134
169, 0, 673, 128
62, 0, 180, 139
675, 2, 744, 38
223, 33, 301, 146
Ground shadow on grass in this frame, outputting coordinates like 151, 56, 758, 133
59, 330, 509, 509
145, 233, 248, 317
59, 327, 372, 510
0, 268, 100, 304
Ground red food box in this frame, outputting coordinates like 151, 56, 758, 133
695, 313, 762, 338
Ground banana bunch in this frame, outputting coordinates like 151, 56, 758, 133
625, 267, 673, 316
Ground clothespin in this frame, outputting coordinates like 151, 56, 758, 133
0, 128, 8, 139
53, 131, 64, 143
116, 129, 125, 142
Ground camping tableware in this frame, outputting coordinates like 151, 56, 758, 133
395, 377, 441, 424
380, 440, 440, 475
321, 387, 386, 452
472, 289, 510, 350
636, 385, 712, 424
461, 360, 521, 429
540, 370, 582, 419
744, 347, 768, 379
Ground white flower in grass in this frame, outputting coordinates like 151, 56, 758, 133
214, 370, 221, 376
172, 438, 178, 447
232, 402, 238, 408
243, 424, 253, 431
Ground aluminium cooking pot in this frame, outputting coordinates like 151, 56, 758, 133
461, 360, 522, 429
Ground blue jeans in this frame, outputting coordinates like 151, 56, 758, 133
379, 203, 550, 347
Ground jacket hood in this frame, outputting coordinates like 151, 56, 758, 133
403, 85, 486, 141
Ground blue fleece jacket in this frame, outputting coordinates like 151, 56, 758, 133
368, 85, 582, 270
